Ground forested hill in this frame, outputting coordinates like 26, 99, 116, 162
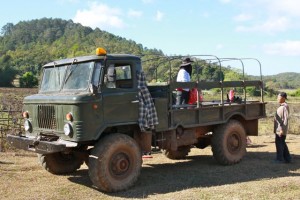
0, 18, 163, 86
264, 72, 300, 89
249, 72, 300, 89
1, 18, 300, 89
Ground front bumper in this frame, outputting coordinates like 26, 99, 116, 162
6, 134, 77, 154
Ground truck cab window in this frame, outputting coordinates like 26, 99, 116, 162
115, 65, 133, 88
105, 64, 133, 88
63, 62, 94, 91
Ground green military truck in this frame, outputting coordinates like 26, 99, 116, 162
7, 48, 266, 192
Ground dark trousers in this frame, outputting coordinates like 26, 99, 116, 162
275, 134, 291, 162
176, 90, 189, 105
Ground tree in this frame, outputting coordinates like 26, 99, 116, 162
1, 23, 14, 36
19, 72, 38, 88
201, 65, 224, 81
224, 70, 242, 81
0, 55, 17, 86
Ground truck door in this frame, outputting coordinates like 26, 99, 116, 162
102, 62, 139, 124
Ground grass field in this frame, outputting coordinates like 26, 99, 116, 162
1, 88, 300, 199
1, 135, 300, 200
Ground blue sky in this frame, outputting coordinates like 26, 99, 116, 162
1, 0, 300, 76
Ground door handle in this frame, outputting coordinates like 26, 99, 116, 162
131, 100, 139, 103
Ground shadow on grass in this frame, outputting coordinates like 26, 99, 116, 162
68, 151, 300, 198
246, 144, 267, 148
0, 161, 14, 164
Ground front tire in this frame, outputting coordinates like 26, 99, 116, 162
38, 152, 84, 174
211, 120, 246, 165
88, 133, 142, 192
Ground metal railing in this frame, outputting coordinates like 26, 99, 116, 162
0, 106, 23, 152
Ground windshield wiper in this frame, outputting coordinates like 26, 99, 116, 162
64, 59, 78, 84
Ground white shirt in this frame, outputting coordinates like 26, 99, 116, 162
176, 68, 190, 91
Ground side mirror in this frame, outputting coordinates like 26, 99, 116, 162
105, 65, 116, 88
107, 65, 116, 82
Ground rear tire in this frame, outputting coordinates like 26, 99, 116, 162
211, 120, 246, 165
88, 133, 142, 192
38, 152, 83, 174
163, 145, 191, 160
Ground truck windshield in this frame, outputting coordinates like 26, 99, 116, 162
40, 61, 95, 92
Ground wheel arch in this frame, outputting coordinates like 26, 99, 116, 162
94, 123, 140, 141
227, 114, 259, 136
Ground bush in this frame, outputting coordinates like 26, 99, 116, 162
292, 88, 300, 97
19, 72, 38, 88
246, 87, 261, 96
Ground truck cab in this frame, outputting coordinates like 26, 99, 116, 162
18, 49, 143, 146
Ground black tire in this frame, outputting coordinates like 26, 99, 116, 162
211, 120, 247, 165
195, 137, 211, 149
163, 146, 191, 160
38, 152, 84, 174
88, 133, 142, 192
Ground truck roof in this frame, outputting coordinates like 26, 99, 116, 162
43, 54, 141, 68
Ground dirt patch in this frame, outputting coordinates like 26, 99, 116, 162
1, 135, 300, 200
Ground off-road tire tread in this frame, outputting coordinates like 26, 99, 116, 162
88, 133, 142, 192
38, 152, 83, 175
211, 120, 246, 165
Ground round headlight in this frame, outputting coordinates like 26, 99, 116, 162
64, 123, 73, 136
24, 120, 32, 132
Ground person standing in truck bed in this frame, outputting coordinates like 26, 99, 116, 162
176, 57, 193, 105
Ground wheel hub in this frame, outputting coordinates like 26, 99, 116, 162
228, 133, 240, 153
111, 153, 130, 176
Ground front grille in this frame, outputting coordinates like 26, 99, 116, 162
37, 105, 57, 129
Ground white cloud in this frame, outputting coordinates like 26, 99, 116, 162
56, 0, 79, 4
216, 44, 224, 50
268, 0, 300, 17
142, 0, 154, 4
219, 0, 231, 4
73, 2, 125, 29
236, 17, 290, 33
263, 40, 300, 56
234, 0, 300, 33
155, 10, 164, 21
202, 11, 210, 18
233, 14, 253, 22
128, 9, 143, 18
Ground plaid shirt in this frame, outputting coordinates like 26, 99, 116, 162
137, 71, 159, 132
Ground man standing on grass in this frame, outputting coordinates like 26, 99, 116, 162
273, 92, 291, 163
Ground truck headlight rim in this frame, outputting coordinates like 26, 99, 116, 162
24, 119, 32, 132
64, 123, 73, 136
